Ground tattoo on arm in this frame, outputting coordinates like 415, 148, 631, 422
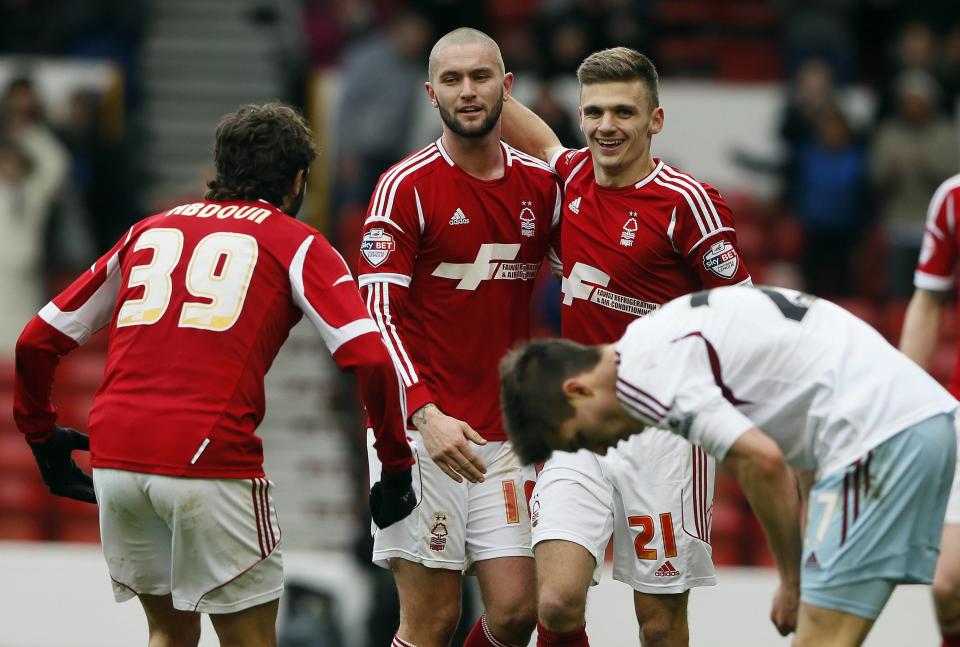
412, 403, 439, 427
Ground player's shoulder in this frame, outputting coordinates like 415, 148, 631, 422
654, 161, 727, 207
928, 173, 960, 219
375, 141, 446, 191
504, 142, 557, 178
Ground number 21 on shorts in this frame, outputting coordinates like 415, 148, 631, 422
629, 513, 678, 560
117, 228, 258, 331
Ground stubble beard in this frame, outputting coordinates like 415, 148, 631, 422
438, 93, 504, 139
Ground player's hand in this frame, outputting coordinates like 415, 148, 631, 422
770, 579, 799, 636
414, 404, 487, 483
28, 425, 97, 504
370, 468, 416, 528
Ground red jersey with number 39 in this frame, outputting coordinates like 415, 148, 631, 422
358, 139, 561, 440
14, 200, 413, 478
551, 147, 751, 344
914, 173, 960, 397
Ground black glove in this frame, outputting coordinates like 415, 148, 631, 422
369, 468, 415, 529
29, 425, 97, 504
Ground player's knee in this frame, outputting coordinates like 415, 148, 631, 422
406, 601, 461, 642
933, 573, 960, 620
148, 621, 201, 647
538, 587, 587, 632
638, 618, 685, 647
486, 598, 537, 642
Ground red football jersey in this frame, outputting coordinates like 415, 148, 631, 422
358, 139, 561, 441
914, 173, 960, 397
551, 147, 751, 344
14, 200, 413, 478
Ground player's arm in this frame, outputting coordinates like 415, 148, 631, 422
14, 232, 130, 503
900, 287, 947, 366
290, 234, 417, 528
501, 96, 564, 165
673, 182, 752, 287
723, 429, 801, 636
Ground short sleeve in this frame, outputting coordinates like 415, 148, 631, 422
669, 181, 751, 287
615, 321, 754, 460
357, 172, 423, 289
915, 181, 960, 292
549, 147, 591, 184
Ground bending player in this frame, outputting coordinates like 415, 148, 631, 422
13, 104, 416, 647
502, 284, 959, 647
899, 172, 960, 647
501, 48, 751, 646
358, 28, 561, 647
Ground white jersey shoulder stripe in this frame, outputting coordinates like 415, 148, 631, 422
654, 176, 710, 238
507, 145, 554, 173
370, 144, 439, 218
39, 250, 122, 344
661, 165, 723, 230
435, 137, 455, 166
926, 174, 960, 237
565, 158, 591, 190
289, 236, 379, 354
358, 273, 412, 289
659, 166, 722, 232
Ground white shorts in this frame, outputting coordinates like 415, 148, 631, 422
367, 430, 533, 571
530, 429, 717, 594
93, 468, 283, 613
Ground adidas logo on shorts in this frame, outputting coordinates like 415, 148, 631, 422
449, 208, 470, 226
654, 560, 681, 577
804, 552, 820, 569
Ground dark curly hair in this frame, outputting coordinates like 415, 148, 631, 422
205, 103, 318, 207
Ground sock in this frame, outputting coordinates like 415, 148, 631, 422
536, 621, 589, 647
464, 614, 517, 647
943, 631, 960, 647
393, 635, 416, 647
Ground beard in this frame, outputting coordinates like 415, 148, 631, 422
437, 93, 504, 138
282, 172, 308, 216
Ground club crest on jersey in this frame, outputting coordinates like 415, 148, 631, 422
620, 213, 638, 247
360, 228, 395, 267
702, 240, 739, 279
429, 513, 449, 551
520, 201, 536, 237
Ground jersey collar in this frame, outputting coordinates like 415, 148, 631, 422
634, 158, 664, 189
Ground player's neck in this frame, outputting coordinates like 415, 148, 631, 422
441, 129, 505, 181
594, 154, 655, 189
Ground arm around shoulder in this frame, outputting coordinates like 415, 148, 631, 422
501, 96, 564, 164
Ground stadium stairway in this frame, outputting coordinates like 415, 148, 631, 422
140, 0, 301, 210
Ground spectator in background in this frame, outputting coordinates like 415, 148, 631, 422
794, 104, 868, 297
529, 83, 580, 149
333, 11, 431, 217
0, 77, 68, 354
870, 69, 959, 298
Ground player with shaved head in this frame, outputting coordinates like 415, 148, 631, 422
359, 28, 561, 647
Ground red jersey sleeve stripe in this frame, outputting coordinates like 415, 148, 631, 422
616, 387, 663, 423
370, 144, 436, 216
926, 175, 960, 234
289, 236, 380, 354
40, 250, 122, 344
661, 165, 724, 231
617, 377, 670, 413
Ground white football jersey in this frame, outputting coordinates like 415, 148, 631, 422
615, 285, 958, 479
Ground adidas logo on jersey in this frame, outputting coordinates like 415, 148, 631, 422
449, 208, 470, 226
804, 552, 820, 569
568, 196, 581, 214
654, 560, 681, 577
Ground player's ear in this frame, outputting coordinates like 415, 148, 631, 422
425, 81, 438, 108
502, 72, 514, 100
562, 376, 592, 399
649, 106, 664, 135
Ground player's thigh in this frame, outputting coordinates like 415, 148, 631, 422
464, 441, 534, 569
370, 429, 471, 571
529, 449, 616, 586
138, 594, 201, 646
794, 601, 875, 647
93, 468, 173, 601
801, 415, 955, 620
607, 432, 716, 594
391, 557, 463, 628
208, 598, 279, 647
161, 476, 283, 614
